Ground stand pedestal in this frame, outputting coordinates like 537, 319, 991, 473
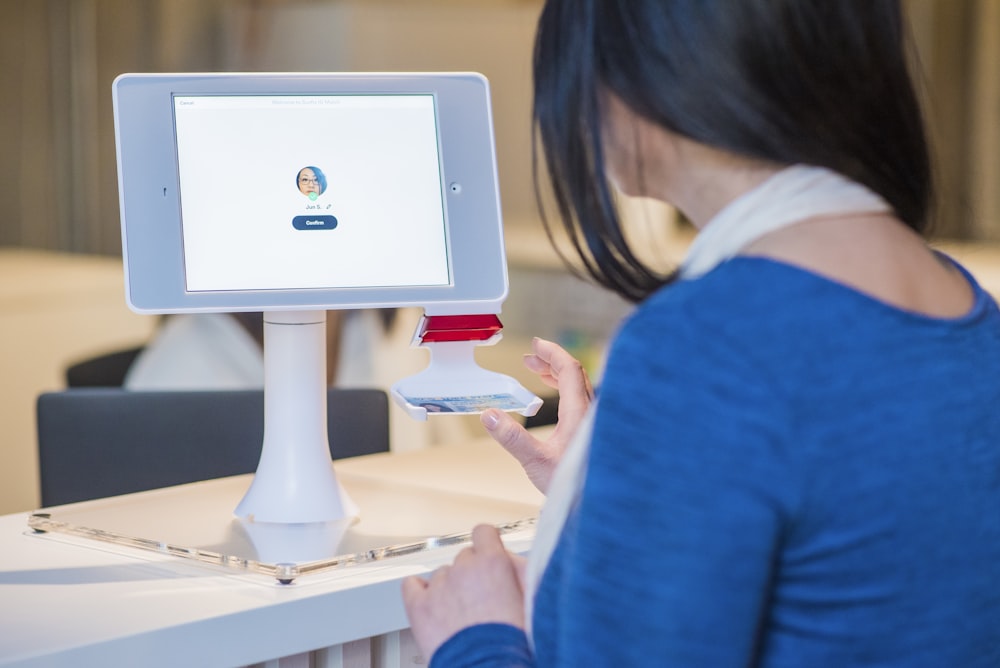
235, 310, 357, 524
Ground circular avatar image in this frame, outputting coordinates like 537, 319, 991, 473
296, 166, 327, 201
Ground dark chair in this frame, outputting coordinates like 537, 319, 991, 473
65, 346, 145, 387
36, 388, 390, 507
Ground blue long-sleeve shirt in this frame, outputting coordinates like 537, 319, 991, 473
431, 257, 1000, 667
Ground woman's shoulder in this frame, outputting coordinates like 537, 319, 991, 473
599, 260, 803, 434
614, 258, 826, 365
636, 256, 854, 322
624, 254, 997, 358
603, 253, 999, 422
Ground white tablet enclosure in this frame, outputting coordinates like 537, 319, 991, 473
112, 72, 508, 317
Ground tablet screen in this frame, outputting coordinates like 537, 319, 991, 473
172, 94, 451, 292
115, 73, 505, 314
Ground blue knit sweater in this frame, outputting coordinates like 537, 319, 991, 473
431, 257, 1000, 667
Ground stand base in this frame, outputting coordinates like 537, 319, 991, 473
235, 460, 359, 524
29, 471, 537, 584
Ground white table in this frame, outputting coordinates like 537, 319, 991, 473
0, 437, 544, 667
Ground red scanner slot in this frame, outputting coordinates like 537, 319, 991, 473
418, 314, 503, 343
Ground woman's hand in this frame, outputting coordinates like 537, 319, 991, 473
481, 337, 594, 493
402, 524, 528, 661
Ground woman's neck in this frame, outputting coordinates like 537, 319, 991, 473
650, 137, 781, 228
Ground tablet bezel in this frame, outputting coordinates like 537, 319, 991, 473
113, 72, 508, 315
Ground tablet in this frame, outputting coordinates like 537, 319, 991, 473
113, 72, 508, 315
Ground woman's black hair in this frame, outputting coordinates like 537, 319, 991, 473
533, 0, 932, 302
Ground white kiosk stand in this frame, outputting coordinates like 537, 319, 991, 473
234, 311, 359, 524
28, 72, 545, 582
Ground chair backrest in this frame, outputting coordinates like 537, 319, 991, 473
65, 346, 145, 387
37, 388, 390, 507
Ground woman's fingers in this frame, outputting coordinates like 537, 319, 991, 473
529, 338, 593, 438
402, 574, 428, 600
481, 408, 558, 493
529, 338, 594, 399
401, 526, 527, 661
471, 524, 505, 553
480, 338, 595, 493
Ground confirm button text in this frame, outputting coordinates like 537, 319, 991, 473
292, 215, 338, 231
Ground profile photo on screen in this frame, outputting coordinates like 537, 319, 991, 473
296, 165, 327, 198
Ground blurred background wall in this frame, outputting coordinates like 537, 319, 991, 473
1, 0, 999, 256
0, 0, 547, 255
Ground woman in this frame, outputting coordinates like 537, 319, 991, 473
403, 1, 1000, 666
297, 165, 327, 197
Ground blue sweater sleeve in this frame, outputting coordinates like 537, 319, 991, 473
533, 302, 797, 666
429, 623, 534, 667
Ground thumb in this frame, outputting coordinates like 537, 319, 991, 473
481, 409, 534, 459
481, 409, 554, 493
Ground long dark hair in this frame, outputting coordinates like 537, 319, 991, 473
533, 0, 932, 302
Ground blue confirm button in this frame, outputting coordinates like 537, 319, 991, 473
292, 215, 338, 231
